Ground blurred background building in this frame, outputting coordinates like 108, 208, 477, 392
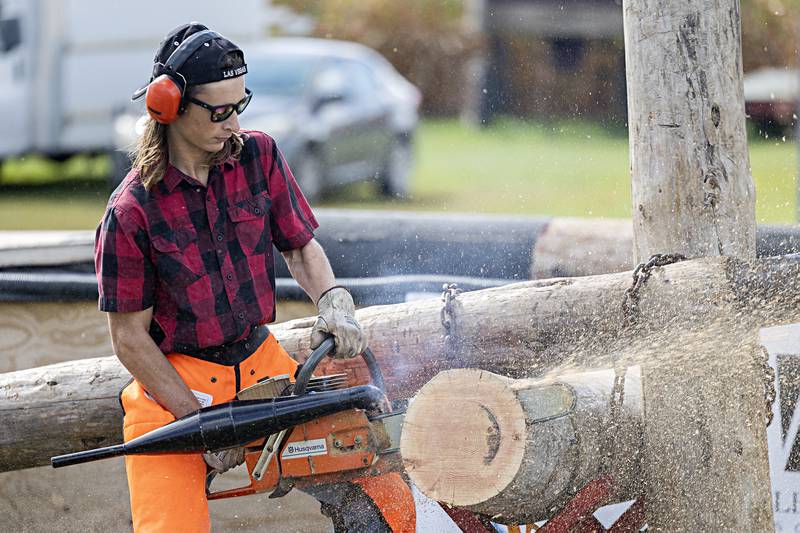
274, 0, 798, 131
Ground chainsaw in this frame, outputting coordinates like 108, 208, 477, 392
50, 337, 406, 500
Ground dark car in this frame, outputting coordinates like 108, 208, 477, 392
112, 38, 421, 199
743, 67, 798, 134
240, 38, 421, 200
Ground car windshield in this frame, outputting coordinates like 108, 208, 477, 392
246, 55, 321, 97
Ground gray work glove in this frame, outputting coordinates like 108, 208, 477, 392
310, 286, 368, 359
203, 447, 245, 475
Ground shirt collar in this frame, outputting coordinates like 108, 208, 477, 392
163, 159, 236, 193
162, 164, 188, 193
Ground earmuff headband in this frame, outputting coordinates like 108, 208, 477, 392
132, 29, 221, 101
162, 30, 221, 75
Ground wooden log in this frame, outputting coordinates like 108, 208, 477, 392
530, 218, 633, 278
401, 367, 644, 524
0, 357, 129, 471
0, 231, 95, 268
1, 255, 798, 472
624, 0, 773, 529
626, 7, 755, 260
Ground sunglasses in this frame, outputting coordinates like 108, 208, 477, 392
186, 88, 253, 123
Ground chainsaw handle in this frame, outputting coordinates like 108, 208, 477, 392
294, 336, 385, 396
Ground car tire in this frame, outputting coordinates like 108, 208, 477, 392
378, 136, 413, 199
293, 148, 324, 202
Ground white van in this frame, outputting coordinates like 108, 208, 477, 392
0, 0, 271, 176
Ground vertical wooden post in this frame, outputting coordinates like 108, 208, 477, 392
623, 0, 774, 529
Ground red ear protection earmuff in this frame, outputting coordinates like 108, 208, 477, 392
133, 30, 221, 124
145, 72, 187, 124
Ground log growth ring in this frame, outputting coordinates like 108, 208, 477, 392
400, 369, 526, 506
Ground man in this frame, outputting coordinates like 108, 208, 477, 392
94, 22, 414, 532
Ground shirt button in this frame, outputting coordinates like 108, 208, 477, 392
238, 312, 245, 320
254, 208, 261, 215
216, 234, 223, 242
217, 249, 224, 255
226, 273, 233, 280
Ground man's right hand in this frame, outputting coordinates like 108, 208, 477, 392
109, 308, 202, 419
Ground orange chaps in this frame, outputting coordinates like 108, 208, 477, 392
120, 333, 415, 532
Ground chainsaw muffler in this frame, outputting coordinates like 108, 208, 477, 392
51, 385, 384, 468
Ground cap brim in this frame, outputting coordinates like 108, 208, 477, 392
131, 84, 148, 101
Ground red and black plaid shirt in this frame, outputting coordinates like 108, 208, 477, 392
94, 130, 318, 354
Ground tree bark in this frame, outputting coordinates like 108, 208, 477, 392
401, 367, 644, 524
626, 1, 755, 261
624, 0, 773, 529
1, 255, 798, 472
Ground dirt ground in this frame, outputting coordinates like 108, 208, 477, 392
0, 460, 332, 532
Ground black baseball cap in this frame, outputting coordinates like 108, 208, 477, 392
132, 22, 247, 100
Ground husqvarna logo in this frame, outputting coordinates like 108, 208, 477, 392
282, 438, 328, 459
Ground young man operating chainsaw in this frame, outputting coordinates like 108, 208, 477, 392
94, 22, 415, 532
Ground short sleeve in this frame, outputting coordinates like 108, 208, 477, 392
264, 138, 320, 251
94, 206, 154, 312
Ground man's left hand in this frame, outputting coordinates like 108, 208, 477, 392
310, 286, 367, 359
203, 447, 245, 475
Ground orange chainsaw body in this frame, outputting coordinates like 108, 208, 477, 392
207, 407, 399, 500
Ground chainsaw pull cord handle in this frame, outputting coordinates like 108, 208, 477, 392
293, 336, 386, 397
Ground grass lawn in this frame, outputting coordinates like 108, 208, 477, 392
0, 119, 796, 230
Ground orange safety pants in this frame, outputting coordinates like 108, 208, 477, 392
120, 332, 415, 533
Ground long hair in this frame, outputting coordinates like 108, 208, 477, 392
132, 52, 245, 190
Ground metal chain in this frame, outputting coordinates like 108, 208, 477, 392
621, 253, 686, 327
440, 283, 462, 358
756, 346, 777, 427
602, 254, 687, 474
619, 253, 775, 429
602, 364, 628, 475
609, 368, 627, 426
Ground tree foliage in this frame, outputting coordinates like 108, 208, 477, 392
274, 0, 480, 115
740, 0, 799, 71
274, 0, 798, 117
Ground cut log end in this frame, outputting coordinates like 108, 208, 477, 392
400, 369, 526, 506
